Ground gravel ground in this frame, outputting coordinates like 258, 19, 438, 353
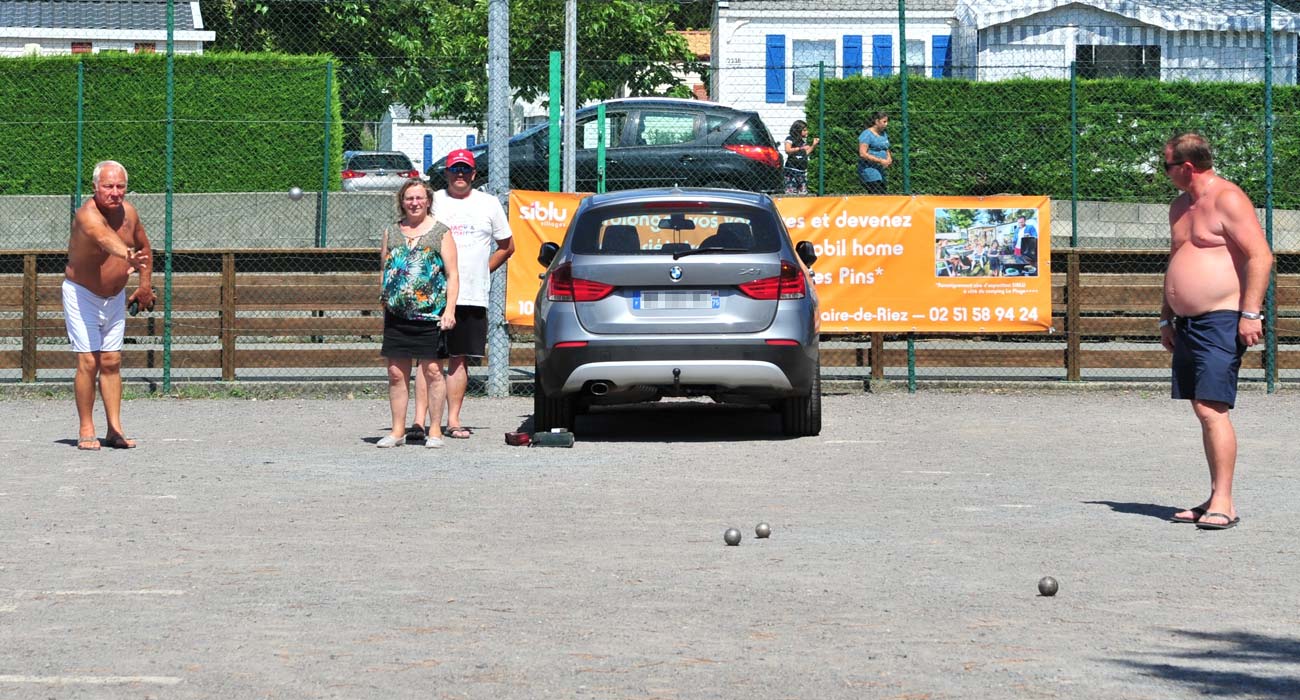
1, 388, 1298, 699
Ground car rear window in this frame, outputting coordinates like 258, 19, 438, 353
570, 204, 784, 256
347, 154, 413, 171
723, 115, 775, 147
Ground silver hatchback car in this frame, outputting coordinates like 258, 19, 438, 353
533, 188, 821, 436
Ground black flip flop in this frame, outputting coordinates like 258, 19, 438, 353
443, 426, 473, 439
1170, 506, 1206, 524
1195, 512, 1240, 530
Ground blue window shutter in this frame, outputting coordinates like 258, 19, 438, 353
872, 35, 893, 76
932, 35, 952, 78
765, 34, 786, 103
843, 35, 863, 77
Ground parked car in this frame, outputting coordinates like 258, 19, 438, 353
532, 187, 821, 436
428, 98, 783, 194
341, 150, 420, 192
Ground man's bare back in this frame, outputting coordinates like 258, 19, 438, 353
1163, 178, 1253, 318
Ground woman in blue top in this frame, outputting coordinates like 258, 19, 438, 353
857, 112, 892, 194
377, 179, 459, 448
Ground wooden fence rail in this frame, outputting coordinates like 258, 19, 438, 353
2, 249, 1297, 383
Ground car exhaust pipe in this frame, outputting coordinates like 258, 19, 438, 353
589, 381, 611, 396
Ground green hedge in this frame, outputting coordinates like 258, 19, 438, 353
809, 75, 1300, 208
0, 53, 341, 194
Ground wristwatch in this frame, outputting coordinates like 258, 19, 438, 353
1240, 311, 1263, 320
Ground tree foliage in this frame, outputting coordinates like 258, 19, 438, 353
203, 0, 700, 144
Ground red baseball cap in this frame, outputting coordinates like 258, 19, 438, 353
446, 149, 476, 169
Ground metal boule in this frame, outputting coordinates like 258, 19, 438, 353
288, 186, 305, 201
755, 522, 771, 539
723, 528, 741, 546
1038, 576, 1059, 597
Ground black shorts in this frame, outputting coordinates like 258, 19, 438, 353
446, 305, 487, 358
1172, 310, 1246, 408
381, 311, 448, 360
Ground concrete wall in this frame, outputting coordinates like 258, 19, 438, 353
1, 192, 398, 250
4, 193, 1297, 251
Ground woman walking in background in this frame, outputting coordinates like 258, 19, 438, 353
858, 112, 891, 194
376, 179, 459, 448
783, 120, 819, 195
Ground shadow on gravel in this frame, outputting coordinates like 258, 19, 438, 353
1083, 500, 1181, 522
517, 402, 791, 443
1112, 629, 1300, 698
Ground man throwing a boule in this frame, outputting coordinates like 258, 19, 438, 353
64, 160, 153, 450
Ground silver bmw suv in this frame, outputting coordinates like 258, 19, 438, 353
533, 188, 821, 436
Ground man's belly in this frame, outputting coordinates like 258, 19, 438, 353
1164, 245, 1241, 316
65, 262, 131, 298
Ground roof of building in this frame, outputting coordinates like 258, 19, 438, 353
718, 0, 959, 12
954, 0, 1300, 32
0, 0, 202, 32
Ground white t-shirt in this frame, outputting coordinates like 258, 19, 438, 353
433, 189, 511, 308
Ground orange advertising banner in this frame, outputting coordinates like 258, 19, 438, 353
506, 191, 1052, 333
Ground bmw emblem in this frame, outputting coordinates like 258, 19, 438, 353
668, 265, 683, 282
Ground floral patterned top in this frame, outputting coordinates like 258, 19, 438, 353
381, 221, 450, 321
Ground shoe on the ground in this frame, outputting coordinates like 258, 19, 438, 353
425, 437, 444, 449
376, 434, 406, 448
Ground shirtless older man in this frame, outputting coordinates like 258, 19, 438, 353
1159, 133, 1273, 531
65, 161, 154, 450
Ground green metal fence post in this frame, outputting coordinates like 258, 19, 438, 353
899, 0, 910, 196
74, 61, 84, 218
1264, 0, 1277, 393
900, 0, 916, 393
162, 0, 175, 392
596, 103, 607, 193
548, 51, 561, 192
817, 61, 826, 196
1070, 61, 1079, 248
318, 62, 333, 248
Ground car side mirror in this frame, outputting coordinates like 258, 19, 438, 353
538, 242, 560, 267
795, 240, 817, 268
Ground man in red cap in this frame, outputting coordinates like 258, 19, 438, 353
414, 149, 514, 439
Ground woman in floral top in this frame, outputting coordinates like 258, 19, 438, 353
376, 179, 459, 448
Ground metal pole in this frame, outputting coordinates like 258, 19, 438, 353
900, 0, 916, 393
596, 103, 607, 193
563, 0, 577, 193
898, 0, 910, 194
817, 61, 826, 196
1070, 60, 1079, 247
1263, 0, 1276, 392
548, 51, 561, 192
318, 62, 333, 248
486, 0, 511, 398
163, 0, 175, 391
75, 61, 84, 215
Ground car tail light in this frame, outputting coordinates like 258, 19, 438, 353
724, 144, 781, 169
546, 262, 615, 302
737, 260, 806, 300
341, 169, 364, 179
554, 341, 589, 348
765, 339, 800, 346
404, 170, 420, 178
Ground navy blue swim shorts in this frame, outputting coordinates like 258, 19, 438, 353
1171, 310, 1246, 408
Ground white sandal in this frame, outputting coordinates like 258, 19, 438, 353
376, 434, 406, 448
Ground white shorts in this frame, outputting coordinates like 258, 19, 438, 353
63, 278, 126, 353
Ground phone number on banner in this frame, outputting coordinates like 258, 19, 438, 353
822, 306, 1041, 323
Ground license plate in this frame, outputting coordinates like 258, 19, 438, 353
633, 290, 719, 310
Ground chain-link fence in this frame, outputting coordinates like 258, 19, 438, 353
1, 0, 1295, 391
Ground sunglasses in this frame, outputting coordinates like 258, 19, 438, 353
447, 164, 474, 176
1163, 160, 1183, 172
